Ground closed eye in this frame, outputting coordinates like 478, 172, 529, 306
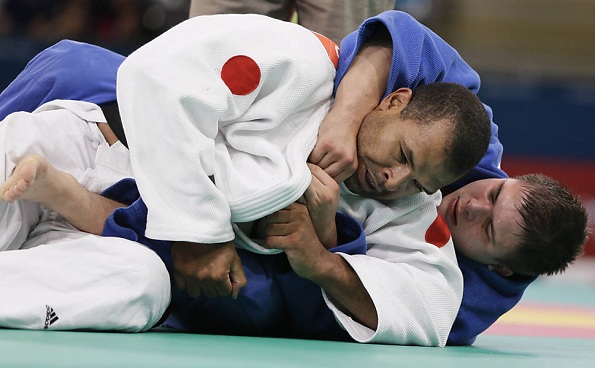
486, 220, 493, 243
399, 146, 407, 165
492, 181, 504, 203
488, 181, 505, 244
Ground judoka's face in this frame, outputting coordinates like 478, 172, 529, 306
438, 178, 526, 276
344, 88, 460, 201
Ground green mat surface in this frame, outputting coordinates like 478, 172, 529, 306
1, 329, 594, 368
2, 261, 594, 367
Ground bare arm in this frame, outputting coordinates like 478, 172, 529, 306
308, 250, 378, 330
309, 27, 392, 183
265, 202, 377, 329
266, 164, 377, 328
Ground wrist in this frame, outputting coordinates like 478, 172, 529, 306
319, 224, 338, 250
306, 251, 345, 286
325, 106, 364, 132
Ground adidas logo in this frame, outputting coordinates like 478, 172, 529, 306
44, 305, 59, 329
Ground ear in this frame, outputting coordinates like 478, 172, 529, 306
378, 87, 413, 111
487, 263, 514, 277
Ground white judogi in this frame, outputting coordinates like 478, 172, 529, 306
116, 14, 338, 244
1, 14, 463, 345
330, 186, 463, 346
0, 101, 170, 331
116, 14, 463, 346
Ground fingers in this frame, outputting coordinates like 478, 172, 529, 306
265, 206, 296, 239
172, 271, 211, 299
330, 166, 356, 184
266, 203, 304, 225
229, 256, 247, 299
191, 280, 213, 299
173, 273, 187, 294
305, 163, 339, 206
174, 271, 233, 299
309, 151, 342, 179
171, 241, 246, 300
308, 147, 358, 184
308, 145, 326, 165
308, 163, 336, 186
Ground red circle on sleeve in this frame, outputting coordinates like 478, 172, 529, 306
425, 214, 451, 248
221, 55, 261, 95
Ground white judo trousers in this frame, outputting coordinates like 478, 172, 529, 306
0, 100, 170, 332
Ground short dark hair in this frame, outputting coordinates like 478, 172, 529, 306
400, 82, 491, 179
504, 174, 589, 276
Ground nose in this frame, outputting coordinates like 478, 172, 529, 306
382, 166, 417, 196
465, 199, 491, 222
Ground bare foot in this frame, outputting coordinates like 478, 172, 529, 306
0, 155, 72, 207
1, 155, 122, 235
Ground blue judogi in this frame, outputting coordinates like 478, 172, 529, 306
337, 11, 507, 194
102, 178, 364, 340
0, 40, 123, 120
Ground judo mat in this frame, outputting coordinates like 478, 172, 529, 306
1, 260, 594, 368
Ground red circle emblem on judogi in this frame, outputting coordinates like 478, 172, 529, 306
221, 55, 261, 95
425, 214, 451, 248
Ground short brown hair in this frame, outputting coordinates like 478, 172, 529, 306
504, 174, 589, 276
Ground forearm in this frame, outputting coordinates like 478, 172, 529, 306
308, 252, 378, 330
331, 27, 392, 132
266, 203, 377, 329
317, 221, 338, 250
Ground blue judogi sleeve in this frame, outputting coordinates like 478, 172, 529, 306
448, 254, 536, 345
336, 10, 507, 193
0, 40, 123, 120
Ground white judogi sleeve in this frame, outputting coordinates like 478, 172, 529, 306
116, 14, 337, 244
326, 188, 464, 346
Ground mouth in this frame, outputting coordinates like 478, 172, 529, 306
365, 169, 383, 193
365, 171, 377, 192
359, 162, 376, 193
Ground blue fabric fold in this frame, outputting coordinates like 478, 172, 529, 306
337, 10, 508, 193
0, 39, 123, 120
448, 254, 536, 345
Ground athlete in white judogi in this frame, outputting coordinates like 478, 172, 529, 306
0, 13, 495, 345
